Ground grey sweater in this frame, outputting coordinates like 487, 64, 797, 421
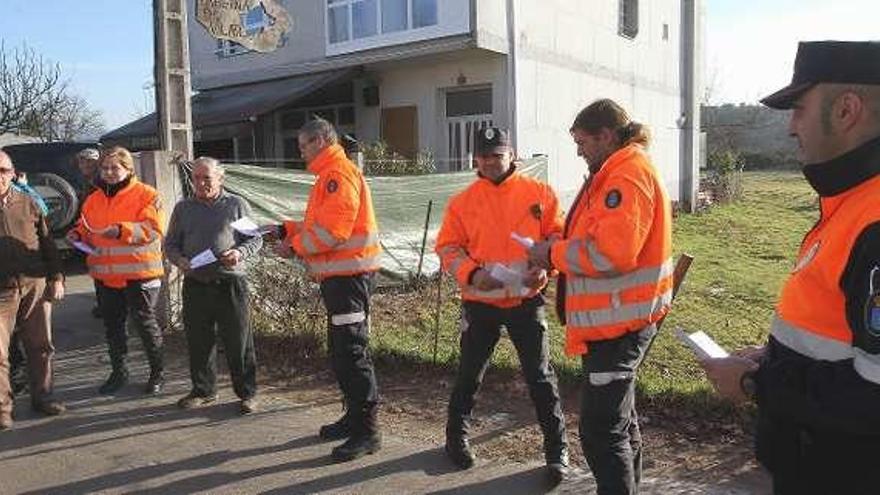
164, 191, 262, 281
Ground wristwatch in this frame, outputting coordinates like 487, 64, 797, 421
740, 369, 757, 400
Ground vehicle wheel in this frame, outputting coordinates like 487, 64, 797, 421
28, 172, 79, 233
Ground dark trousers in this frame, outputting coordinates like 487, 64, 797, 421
580, 324, 656, 495
97, 279, 163, 373
9, 331, 26, 392
182, 276, 257, 400
448, 298, 567, 460
757, 413, 880, 495
320, 273, 379, 434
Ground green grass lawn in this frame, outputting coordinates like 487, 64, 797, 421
366, 171, 818, 400
253, 170, 818, 406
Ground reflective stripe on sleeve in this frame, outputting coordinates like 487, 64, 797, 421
770, 316, 853, 361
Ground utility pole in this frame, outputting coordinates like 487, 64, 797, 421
153, 0, 194, 160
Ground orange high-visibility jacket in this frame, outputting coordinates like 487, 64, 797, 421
75, 177, 165, 288
436, 169, 563, 308
551, 144, 673, 356
772, 174, 880, 385
284, 144, 381, 280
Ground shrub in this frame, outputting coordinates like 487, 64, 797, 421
360, 140, 435, 176
703, 148, 744, 204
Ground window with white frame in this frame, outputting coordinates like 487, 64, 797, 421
327, 0, 437, 44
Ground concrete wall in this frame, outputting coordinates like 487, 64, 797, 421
356, 50, 507, 170
509, 0, 687, 206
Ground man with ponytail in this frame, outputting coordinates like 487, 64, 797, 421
529, 99, 673, 495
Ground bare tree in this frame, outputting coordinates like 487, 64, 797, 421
0, 41, 104, 140
22, 94, 105, 141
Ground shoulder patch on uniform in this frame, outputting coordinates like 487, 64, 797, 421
326, 179, 338, 193
866, 266, 880, 336
530, 203, 543, 220
605, 189, 622, 209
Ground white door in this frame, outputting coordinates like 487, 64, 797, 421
446, 116, 493, 171
444, 87, 493, 172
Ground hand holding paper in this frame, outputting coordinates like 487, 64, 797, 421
189, 249, 218, 269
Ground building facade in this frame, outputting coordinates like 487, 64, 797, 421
104, 0, 704, 207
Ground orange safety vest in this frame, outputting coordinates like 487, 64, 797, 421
436, 168, 563, 308
551, 144, 673, 356
76, 177, 165, 288
772, 174, 880, 384
285, 144, 381, 280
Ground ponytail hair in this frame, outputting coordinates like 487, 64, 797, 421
570, 98, 651, 148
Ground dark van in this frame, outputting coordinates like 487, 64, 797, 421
2, 142, 99, 246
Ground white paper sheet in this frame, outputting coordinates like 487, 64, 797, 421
489, 263, 523, 285
190, 249, 218, 269
71, 241, 96, 255
488, 263, 531, 296
510, 232, 535, 249
675, 329, 730, 359
230, 217, 261, 237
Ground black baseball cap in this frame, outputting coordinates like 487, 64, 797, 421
761, 41, 880, 109
474, 127, 511, 155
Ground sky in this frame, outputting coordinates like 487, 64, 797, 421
0, 0, 878, 132
705, 0, 879, 104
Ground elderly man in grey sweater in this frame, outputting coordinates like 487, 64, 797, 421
164, 157, 262, 415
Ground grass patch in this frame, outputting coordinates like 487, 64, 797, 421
250, 171, 817, 407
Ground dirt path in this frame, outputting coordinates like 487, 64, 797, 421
0, 274, 770, 494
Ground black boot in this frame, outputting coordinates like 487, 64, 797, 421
99, 367, 129, 395
331, 403, 381, 462
445, 417, 475, 469
144, 369, 164, 395
319, 410, 352, 441
545, 446, 570, 486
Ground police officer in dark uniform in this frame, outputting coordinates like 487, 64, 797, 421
702, 41, 880, 495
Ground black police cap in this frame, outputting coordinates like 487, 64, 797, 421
474, 127, 512, 155
761, 41, 880, 110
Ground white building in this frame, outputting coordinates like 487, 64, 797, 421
104, 0, 704, 207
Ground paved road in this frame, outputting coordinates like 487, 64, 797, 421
0, 274, 769, 494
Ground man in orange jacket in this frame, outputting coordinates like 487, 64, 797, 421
275, 118, 382, 463
436, 127, 569, 485
702, 41, 880, 495
528, 100, 672, 495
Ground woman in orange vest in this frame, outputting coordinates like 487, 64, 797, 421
702, 41, 880, 495
67, 146, 166, 396
274, 118, 382, 463
529, 99, 673, 495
